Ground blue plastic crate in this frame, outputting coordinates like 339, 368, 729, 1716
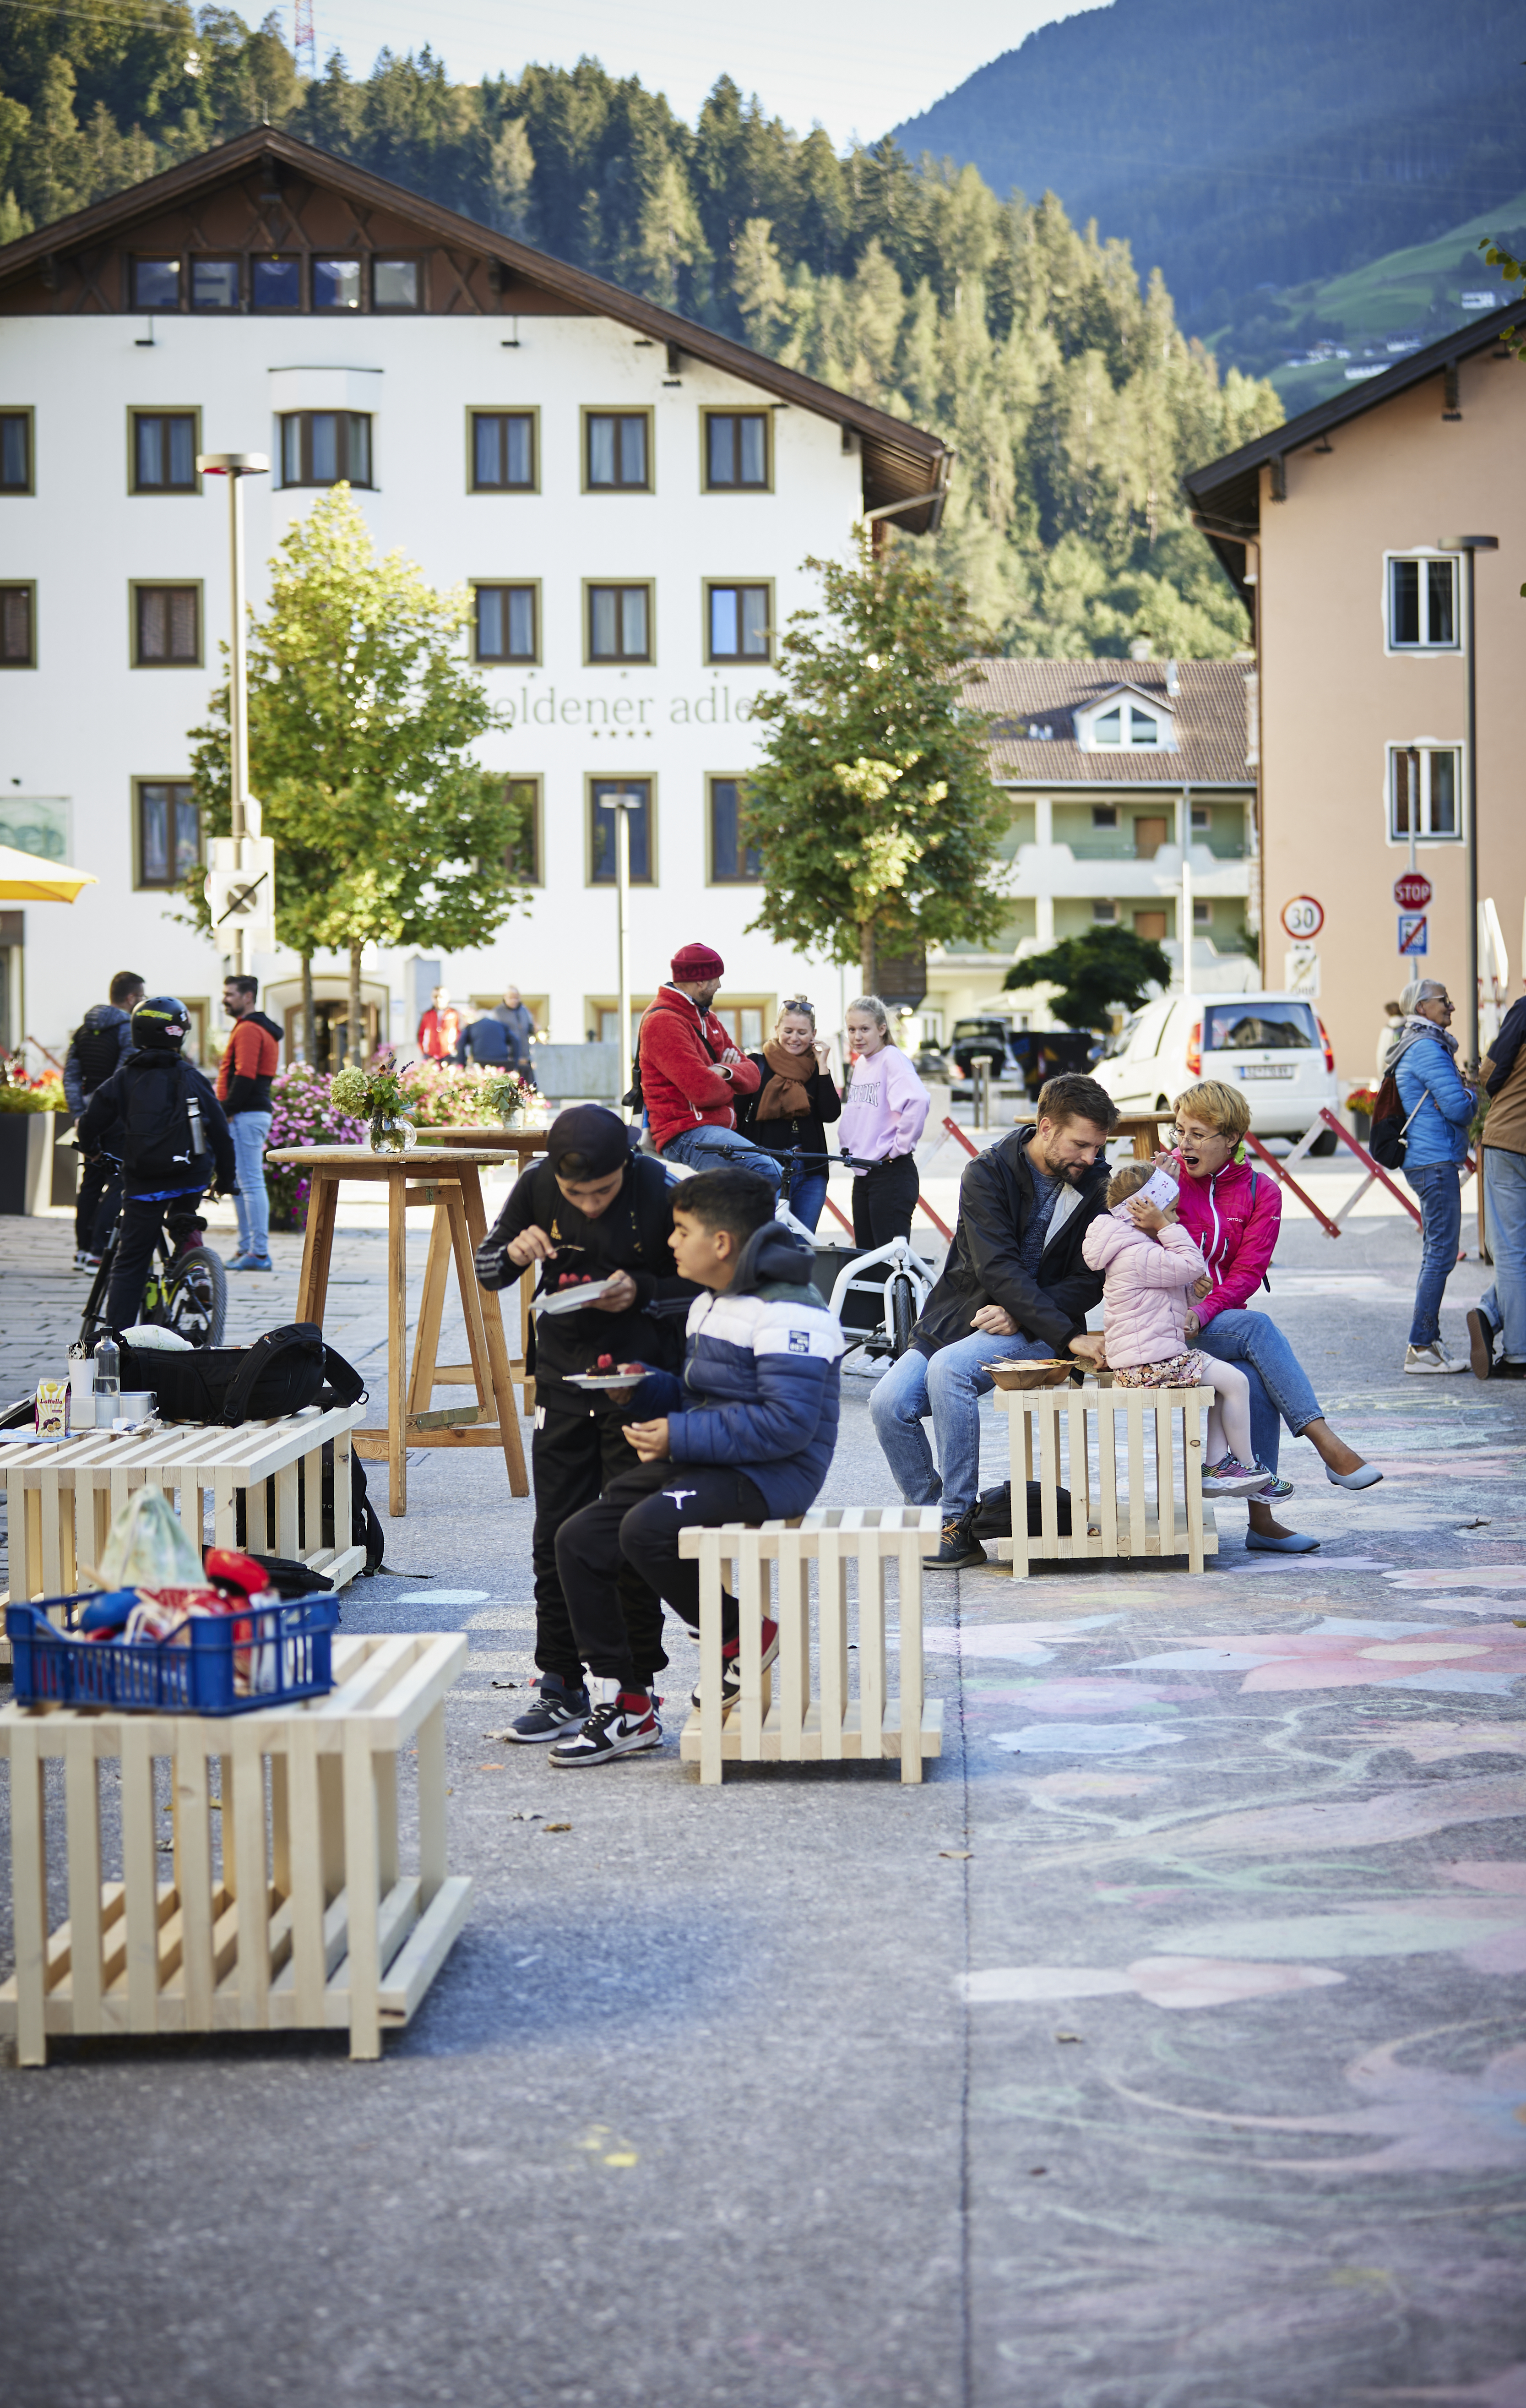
6, 1591, 340, 1716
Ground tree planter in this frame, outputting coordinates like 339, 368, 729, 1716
0, 1111, 67, 1215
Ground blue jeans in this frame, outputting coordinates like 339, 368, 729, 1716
230, 1110, 273, 1259
784, 1168, 828, 1232
871, 1331, 1056, 1525
1194, 1308, 1322, 1476
1405, 1162, 1462, 1345
1480, 1147, 1526, 1362
660, 1123, 782, 1193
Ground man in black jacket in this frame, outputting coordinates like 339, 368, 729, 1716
63, 968, 145, 1267
871, 1073, 1116, 1568
474, 1105, 697, 1740
78, 995, 236, 1330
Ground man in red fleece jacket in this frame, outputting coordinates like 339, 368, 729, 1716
217, 972, 282, 1271
637, 942, 781, 1193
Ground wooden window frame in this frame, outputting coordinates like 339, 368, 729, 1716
503, 775, 544, 887
312, 255, 365, 315
702, 578, 774, 666
581, 407, 654, 494
189, 258, 242, 312
466, 407, 539, 494
250, 254, 304, 313
0, 582, 37, 670
128, 406, 201, 496
130, 580, 204, 669
132, 776, 202, 891
130, 255, 182, 311
701, 408, 772, 493
471, 581, 542, 666
278, 411, 374, 490
585, 774, 658, 887
706, 773, 762, 885
0, 408, 35, 496
583, 580, 655, 666
372, 256, 423, 313
1385, 550, 1461, 654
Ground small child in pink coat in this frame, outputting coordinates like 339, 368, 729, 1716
1082, 1160, 1268, 1498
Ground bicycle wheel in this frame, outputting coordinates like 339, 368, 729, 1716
164, 1245, 227, 1348
890, 1273, 917, 1359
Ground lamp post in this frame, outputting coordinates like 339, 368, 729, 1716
598, 786, 643, 1103
1453, 534, 1498, 1070
197, 450, 269, 977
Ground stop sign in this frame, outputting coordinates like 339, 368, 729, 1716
1395, 872, 1433, 909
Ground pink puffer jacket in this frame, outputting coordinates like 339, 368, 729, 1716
1173, 1155, 1280, 1327
1081, 1215, 1211, 1370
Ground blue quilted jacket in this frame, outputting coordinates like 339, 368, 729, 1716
627, 1221, 844, 1517
1394, 1028, 1473, 1167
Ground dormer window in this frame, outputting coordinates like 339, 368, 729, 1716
1078, 692, 1173, 751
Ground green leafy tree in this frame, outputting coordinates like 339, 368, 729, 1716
185, 486, 530, 1062
1005, 926, 1171, 1032
744, 530, 1009, 988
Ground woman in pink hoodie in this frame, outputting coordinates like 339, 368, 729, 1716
1082, 1160, 1267, 1497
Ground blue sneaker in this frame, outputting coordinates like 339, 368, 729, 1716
506, 1673, 590, 1743
229, 1255, 274, 1273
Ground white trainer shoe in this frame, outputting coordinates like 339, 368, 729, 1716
1404, 1342, 1466, 1375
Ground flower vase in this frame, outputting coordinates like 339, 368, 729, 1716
497, 1102, 525, 1129
369, 1113, 417, 1156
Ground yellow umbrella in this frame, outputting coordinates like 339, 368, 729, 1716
0, 844, 98, 902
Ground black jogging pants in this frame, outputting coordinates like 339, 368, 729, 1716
531, 1405, 670, 1686
554, 1459, 769, 1684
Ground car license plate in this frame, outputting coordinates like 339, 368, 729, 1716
1238, 1064, 1295, 1079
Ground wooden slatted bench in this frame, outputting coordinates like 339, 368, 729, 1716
0, 1406, 369, 1614
678, 1506, 945, 1785
994, 1378, 1217, 1575
0, 1631, 472, 2065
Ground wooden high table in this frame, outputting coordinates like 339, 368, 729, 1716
421, 1125, 550, 1372
269, 1144, 529, 1517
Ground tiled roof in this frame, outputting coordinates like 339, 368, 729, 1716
966, 658, 1254, 786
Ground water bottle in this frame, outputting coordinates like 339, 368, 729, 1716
93, 1336, 120, 1399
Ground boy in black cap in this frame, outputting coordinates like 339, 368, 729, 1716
474, 1106, 697, 1741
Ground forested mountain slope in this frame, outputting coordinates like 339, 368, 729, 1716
0, 8, 1284, 655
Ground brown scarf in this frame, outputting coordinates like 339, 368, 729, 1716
756, 1039, 815, 1123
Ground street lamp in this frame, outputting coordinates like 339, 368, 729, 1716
1453, 534, 1498, 1070
197, 451, 269, 978
598, 787, 643, 1102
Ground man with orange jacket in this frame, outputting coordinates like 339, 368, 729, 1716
636, 942, 780, 1193
217, 973, 282, 1272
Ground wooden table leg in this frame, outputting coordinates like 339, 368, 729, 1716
295, 1171, 339, 1324
405, 1204, 453, 1426
387, 1167, 408, 1518
455, 1166, 529, 1496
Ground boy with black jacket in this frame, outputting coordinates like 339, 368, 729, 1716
77, 995, 236, 1329
473, 1106, 698, 1741
871, 1073, 1116, 1569
63, 969, 145, 1266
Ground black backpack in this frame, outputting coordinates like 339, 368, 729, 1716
1369, 1068, 1422, 1170
71, 1013, 123, 1096
118, 1323, 361, 1425
972, 1481, 1074, 1540
119, 1056, 207, 1184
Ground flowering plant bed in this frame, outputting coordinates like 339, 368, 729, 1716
264, 1065, 366, 1230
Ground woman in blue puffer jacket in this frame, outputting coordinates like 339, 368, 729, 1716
1388, 976, 1476, 1373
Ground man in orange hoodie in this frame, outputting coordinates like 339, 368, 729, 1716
636, 942, 780, 1193
217, 974, 282, 1271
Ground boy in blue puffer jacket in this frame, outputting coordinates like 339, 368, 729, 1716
550, 1168, 844, 1766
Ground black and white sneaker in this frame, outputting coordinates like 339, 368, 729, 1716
548, 1678, 663, 1767
506, 1673, 590, 1743
690, 1617, 779, 1710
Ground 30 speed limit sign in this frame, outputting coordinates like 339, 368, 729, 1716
1281, 895, 1325, 940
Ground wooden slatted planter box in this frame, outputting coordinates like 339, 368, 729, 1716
994, 1379, 1217, 1575
0, 1632, 472, 2065
679, 1506, 945, 1785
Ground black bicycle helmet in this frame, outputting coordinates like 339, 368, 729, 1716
130, 995, 191, 1052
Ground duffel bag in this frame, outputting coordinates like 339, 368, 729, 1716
971, 1479, 1073, 1540
120, 1322, 333, 1425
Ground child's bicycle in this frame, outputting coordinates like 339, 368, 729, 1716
75, 1197, 228, 1354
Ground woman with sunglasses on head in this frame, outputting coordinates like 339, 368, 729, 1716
733, 997, 841, 1232
839, 995, 930, 1246
1168, 1080, 1380, 1554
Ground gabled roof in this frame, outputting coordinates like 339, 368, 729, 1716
1183, 303, 1518, 598
964, 659, 1254, 787
0, 125, 951, 531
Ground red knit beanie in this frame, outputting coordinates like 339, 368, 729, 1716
670, 942, 724, 980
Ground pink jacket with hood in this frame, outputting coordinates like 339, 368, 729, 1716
1081, 1215, 1210, 1369
1171, 1154, 1280, 1327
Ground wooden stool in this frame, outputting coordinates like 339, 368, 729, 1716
678, 1506, 945, 1785
0, 1632, 472, 2065
268, 1145, 529, 1514
0, 1406, 369, 1611
994, 1380, 1217, 1575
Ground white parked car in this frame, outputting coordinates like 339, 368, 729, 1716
1095, 991, 1340, 1147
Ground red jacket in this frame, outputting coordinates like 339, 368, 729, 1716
216, 1010, 281, 1117
418, 1006, 462, 1061
639, 986, 761, 1151
1173, 1153, 1280, 1327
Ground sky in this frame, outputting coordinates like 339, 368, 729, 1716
300, 0, 1092, 148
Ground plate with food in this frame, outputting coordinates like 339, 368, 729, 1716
564, 1357, 651, 1391
988, 1359, 1075, 1391
536, 1274, 622, 1316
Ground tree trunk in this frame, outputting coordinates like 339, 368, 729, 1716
348, 943, 364, 1067
858, 924, 875, 999
300, 954, 315, 1065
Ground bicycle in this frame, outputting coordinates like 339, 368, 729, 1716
74, 1187, 228, 1355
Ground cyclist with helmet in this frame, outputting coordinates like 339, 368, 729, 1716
77, 995, 235, 1331
63, 969, 145, 1268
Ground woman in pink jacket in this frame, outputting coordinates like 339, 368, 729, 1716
1083, 1161, 1266, 1496
1170, 1080, 1381, 1553
839, 995, 930, 1247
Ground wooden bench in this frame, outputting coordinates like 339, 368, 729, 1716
0, 1406, 369, 1613
0, 1631, 472, 2065
678, 1506, 945, 1785
994, 1379, 1217, 1575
